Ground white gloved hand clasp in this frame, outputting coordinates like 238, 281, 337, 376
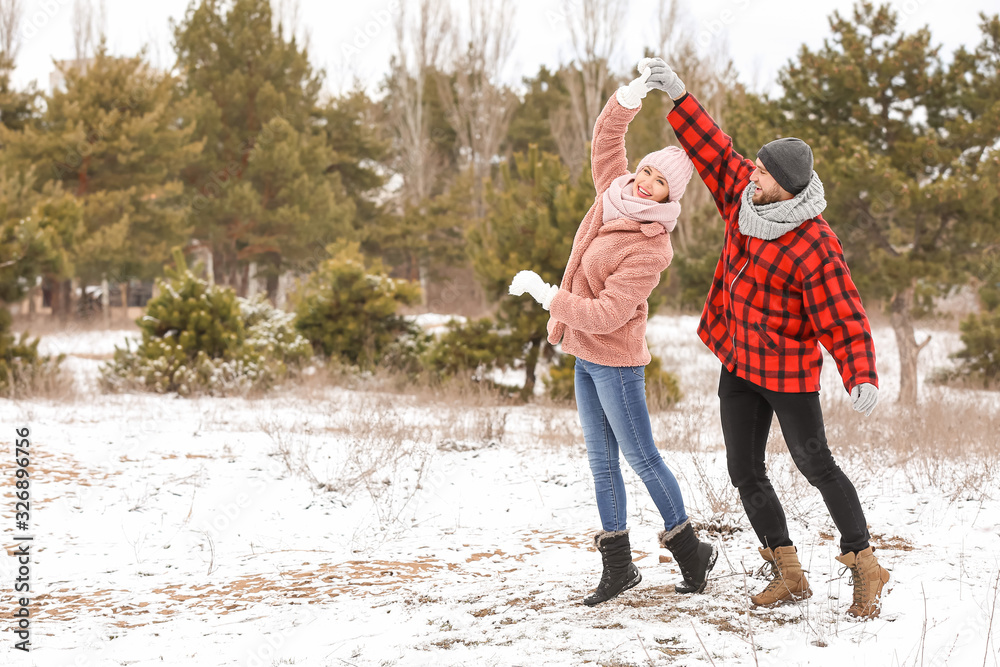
637, 56, 686, 100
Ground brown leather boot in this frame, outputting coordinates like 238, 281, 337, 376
750, 545, 812, 608
835, 546, 890, 619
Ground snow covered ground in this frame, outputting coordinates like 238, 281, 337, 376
1, 316, 998, 666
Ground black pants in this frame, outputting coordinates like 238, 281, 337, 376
718, 366, 870, 555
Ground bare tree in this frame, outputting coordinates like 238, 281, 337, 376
655, 0, 680, 63
388, 0, 452, 207
386, 0, 453, 300
0, 0, 23, 66
551, 0, 624, 174
437, 0, 517, 215
71, 0, 105, 63
274, 0, 309, 52
645, 0, 739, 255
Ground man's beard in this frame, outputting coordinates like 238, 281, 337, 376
752, 183, 783, 205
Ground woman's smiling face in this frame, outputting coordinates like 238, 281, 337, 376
633, 165, 670, 203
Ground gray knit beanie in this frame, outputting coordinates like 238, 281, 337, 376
757, 137, 814, 196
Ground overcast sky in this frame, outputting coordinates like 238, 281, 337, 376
11, 0, 998, 98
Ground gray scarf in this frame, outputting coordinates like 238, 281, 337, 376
738, 171, 827, 240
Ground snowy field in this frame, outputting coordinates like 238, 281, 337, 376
2, 315, 999, 666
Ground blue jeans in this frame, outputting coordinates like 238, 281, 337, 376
574, 357, 688, 532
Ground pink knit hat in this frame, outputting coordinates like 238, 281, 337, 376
635, 146, 694, 202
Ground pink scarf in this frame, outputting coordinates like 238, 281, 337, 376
601, 173, 681, 232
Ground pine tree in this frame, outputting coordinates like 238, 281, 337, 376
946, 13, 1000, 388
383, 169, 476, 291
101, 247, 311, 396
2, 42, 202, 292
320, 90, 390, 230
172, 0, 355, 294
0, 167, 81, 305
0, 167, 80, 391
293, 241, 422, 369
0, 54, 38, 133
469, 145, 594, 396
504, 65, 569, 158
732, 3, 1000, 404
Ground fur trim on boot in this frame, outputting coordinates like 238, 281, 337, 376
583, 529, 642, 606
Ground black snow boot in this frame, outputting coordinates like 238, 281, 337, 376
583, 529, 642, 606
659, 520, 718, 594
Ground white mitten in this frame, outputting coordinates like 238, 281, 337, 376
508, 270, 560, 310
615, 65, 653, 109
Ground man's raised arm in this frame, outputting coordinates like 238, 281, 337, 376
652, 65, 755, 222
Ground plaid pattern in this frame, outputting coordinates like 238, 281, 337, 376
668, 94, 878, 394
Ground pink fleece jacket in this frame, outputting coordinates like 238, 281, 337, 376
546, 94, 672, 367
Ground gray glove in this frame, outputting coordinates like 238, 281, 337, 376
850, 383, 878, 417
638, 57, 686, 100
508, 270, 560, 310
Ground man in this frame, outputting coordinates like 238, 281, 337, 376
644, 59, 890, 619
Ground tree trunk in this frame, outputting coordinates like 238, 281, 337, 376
247, 261, 258, 299
418, 257, 429, 307
27, 283, 36, 322
265, 270, 279, 305
521, 337, 541, 400
56, 279, 71, 324
275, 271, 291, 310
44, 276, 59, 317
120, 282, 128, 323
70, 277, 79, 321
205, 248, 215, 285
225, 264, 240, 295
101, 275, 110, 328
234, 264, 246, 297
889, 284, 931, 406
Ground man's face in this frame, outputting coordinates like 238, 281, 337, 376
750, 159, 790, 205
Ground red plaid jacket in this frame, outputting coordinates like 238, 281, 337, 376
668, 94, 878, 394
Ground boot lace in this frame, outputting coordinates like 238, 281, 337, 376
761, 573, 788, 596
754, 560, 778, 579
755, 557, 808, 598
753, 560, 788, 596
838, 563, 867, 609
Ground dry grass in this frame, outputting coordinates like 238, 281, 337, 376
820, 391, 1000, 500
265, 357, 1000, 540
528, 404, 581, 449
257, 395, 436, 537
821, 391, 1000, 460
1, 359, 77, 402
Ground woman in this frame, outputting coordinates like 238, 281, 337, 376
508, 58, 716, 606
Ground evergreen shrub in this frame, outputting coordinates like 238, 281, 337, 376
293, 242, 421, 370
101, 250, 310, 395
